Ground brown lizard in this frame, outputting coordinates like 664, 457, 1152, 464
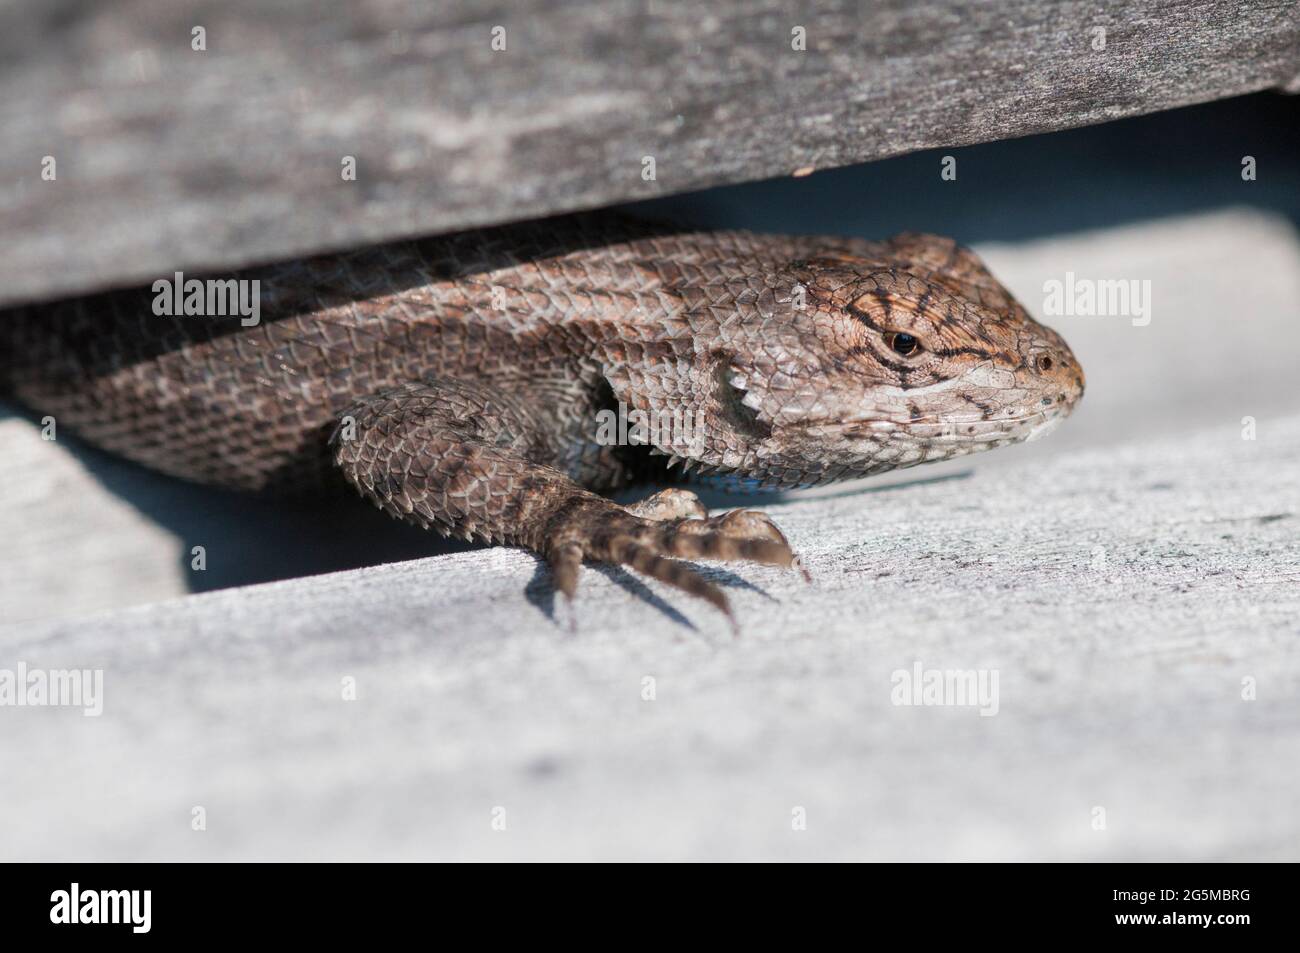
0, 212, 1084, 619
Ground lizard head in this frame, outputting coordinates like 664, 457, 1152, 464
703, 241, 1085, 487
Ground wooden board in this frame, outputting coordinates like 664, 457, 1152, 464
1, 0, 1296, 306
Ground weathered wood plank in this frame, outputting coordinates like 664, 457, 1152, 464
5, 401, 1299, 861
1, 0, 1296, 306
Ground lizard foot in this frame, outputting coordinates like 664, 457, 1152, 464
546, 492, 804, 624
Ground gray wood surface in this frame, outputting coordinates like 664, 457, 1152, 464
4, 397, 1296, 862
2, 0, 1297, 306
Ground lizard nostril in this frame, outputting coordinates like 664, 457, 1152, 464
1036, 354, 1054, 372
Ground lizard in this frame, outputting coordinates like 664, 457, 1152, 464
0, 212, 1084, 621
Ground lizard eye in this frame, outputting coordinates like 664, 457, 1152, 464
884, 331, 921, 356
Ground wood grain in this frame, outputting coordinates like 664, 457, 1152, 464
2, 0, 1297, 306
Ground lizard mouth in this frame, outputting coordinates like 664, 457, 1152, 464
685, 405, 1071, 491
787, 405, 1070, 444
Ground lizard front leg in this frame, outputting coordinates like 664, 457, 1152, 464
331, 379, 800, 620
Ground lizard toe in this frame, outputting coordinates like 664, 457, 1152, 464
655, 509, 810, 581
547, 541, 584, 603
541, 495, 802, 624
608, 535, 734, 625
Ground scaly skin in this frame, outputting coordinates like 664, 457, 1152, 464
0, 212, 1085, 618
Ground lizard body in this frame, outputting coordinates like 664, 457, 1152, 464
0, 213, 1084, 616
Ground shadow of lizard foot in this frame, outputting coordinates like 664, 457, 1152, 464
524, 559, 560, 624
589, 563, 699, 631
525, 558, 702, 632
692, 565, 777, 600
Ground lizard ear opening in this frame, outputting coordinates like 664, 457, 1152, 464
713, 356, 772, 440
